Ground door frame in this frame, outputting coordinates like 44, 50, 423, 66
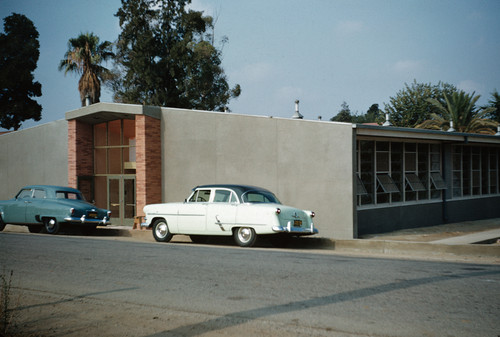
107, 175, 136, 226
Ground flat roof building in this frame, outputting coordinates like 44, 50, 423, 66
1, 103, 499, 239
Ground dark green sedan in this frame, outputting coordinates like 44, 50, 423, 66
0, 185, 111, 234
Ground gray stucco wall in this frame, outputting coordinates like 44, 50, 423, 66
0, 120, 68, 199
160, 108, 355, 239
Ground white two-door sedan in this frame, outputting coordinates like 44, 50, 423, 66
141, 184, 318, 247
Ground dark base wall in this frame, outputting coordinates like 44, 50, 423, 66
357, 196, 500, 236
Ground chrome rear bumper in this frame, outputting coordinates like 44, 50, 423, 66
272, 222, 318, 235
64, 216, 110, 225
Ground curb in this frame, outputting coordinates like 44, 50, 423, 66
121, 227, 500, 261
331, 239, 500, 259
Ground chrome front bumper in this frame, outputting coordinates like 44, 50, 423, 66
64, 216, 110, 225
272, 222, 318, 235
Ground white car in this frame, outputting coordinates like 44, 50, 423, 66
141, 184, 318, 247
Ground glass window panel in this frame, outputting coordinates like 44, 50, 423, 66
95, 148, 107, 174
376, 174, 399, 193
406, 173, 426, 191
196, 190, 211, 202
123, 119, 136, 145
33, 189, 46, 198
214, 190, 232, 202
108, 148, 122, 174
94, 123, 107, 146
94, 176, 107, 209
430, 173, 447, 190
108, 120, 122, 146
356, 175, 368, 196
377, 141, 389, 151
124, 179, 135, 219
405, 143, 416, 152
431, 154, 440, 171
376, 152, 389, 171
405, 152, 416, 172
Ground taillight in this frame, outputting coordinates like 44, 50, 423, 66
276, 208, 281, 215
70, 208, 75, 216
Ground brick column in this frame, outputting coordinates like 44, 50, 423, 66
68, 119, 93, 188
135, 115, 162, 216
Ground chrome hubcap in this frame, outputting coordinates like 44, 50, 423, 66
238, 228, 252, 243
156, 222, 168, 238
46, 219, 56, 229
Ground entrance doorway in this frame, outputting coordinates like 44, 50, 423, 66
108, 176, 136, 226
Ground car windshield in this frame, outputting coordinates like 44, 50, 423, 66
56, 191, 84, 200
241, 190, 281, 204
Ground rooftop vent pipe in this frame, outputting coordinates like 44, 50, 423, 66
292, 99, 303, 119
383, 113, 392, 126
448, 121, 455, 132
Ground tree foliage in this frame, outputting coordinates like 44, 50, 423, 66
113, 0, 240, 111
59, 32, 115, 106
485, 89, 500, 123
330, 101, 352, 122
0, 13, 42, 130
384, 80, 457, 127
416, 91, 497, 134
330, 102, 383, 124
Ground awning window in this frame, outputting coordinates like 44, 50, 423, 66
430, 172, 447, 190
376, 174, 399, 193
405, 173, 426, 191
356, 175, 368, 196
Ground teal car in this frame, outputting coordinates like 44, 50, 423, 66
0, 185, 111, 234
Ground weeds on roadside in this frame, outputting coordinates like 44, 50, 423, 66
0, 269, 14, 337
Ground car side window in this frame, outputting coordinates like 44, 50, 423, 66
196, 190, 211, 202
33, 189, 46, 199
214, 190, 231, 203
17, 189, 32, 199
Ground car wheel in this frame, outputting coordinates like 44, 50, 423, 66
152, 219, 173, 243
233, 227, 257, 247
28, 225, 43, 233
0, 217, 5, 231
190, 235, 208, 244
44, 218, 60, 234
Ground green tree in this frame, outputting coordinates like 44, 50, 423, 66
113, 0, 240, 111
485, 89, 500, 123
330, 101, 352, 122
59, 32, 114, 106
353, 103, 383, 124
384, 80, 457, 127
416, 91, 497, 134
0, 13, 42, 130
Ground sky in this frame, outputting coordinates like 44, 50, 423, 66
1, 0, 500, 131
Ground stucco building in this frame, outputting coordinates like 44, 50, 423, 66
1, 102, 499, 239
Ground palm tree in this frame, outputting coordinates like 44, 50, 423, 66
486, 89, 500, 123
416, 90, 497, 134
59, 32, 114, 106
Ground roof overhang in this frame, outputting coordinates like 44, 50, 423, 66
354, 124, 500, 145
65, 102, 162, 125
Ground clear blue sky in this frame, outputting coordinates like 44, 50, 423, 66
1, 0, 499, 130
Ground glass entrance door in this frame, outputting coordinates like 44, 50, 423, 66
108, 176, 136, 226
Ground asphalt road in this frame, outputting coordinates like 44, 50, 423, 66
1, 232, 499, 336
